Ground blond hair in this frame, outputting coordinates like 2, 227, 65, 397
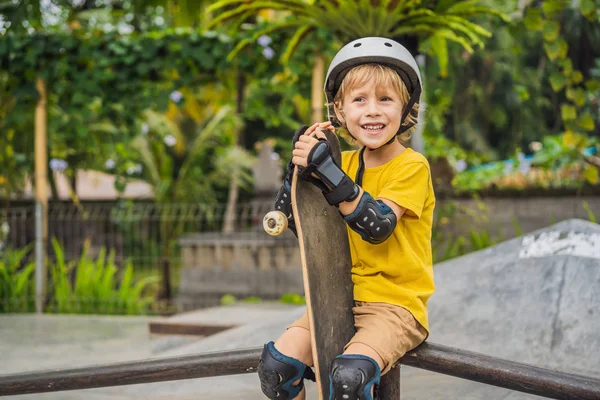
330, 64, 419, 146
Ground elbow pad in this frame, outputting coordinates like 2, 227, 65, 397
343, 192, 397, 244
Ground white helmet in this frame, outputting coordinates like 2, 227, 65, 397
324, 37, 422, 138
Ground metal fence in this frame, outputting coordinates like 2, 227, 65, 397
0, 200, 274, 316
2, 196, 598, 316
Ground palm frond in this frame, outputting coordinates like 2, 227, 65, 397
206, 0, 509, 74
208, 145, 256, 189
281, 25, 314, 64
177, 104, 238, 182
226, 19, 307, 61
210, 0, 310, 22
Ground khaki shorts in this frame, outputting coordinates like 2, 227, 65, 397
288, 301, 428, 375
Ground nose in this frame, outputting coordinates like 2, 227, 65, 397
365, 100, 381, 117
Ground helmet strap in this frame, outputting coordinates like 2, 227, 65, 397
398, 85, 421, 134
355, 146, 367, 186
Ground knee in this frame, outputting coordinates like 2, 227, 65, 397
258, 341, 315, 400
329, 354, 381, 400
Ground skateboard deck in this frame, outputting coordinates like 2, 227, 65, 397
291, 129, 355, 399
263, 130, 400, 399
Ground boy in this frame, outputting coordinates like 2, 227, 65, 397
258, 37, 436, 400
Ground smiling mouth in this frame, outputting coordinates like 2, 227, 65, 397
361, 124, 385, 133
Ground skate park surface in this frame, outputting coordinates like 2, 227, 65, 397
1, 219, 599, 399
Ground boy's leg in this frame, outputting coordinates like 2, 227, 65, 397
259, 311, 313, 400
329, 302, 427, 400
274, 326, 314, 367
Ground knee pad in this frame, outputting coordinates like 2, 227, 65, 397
258, 341, 315, 399
329, 354, 381, 400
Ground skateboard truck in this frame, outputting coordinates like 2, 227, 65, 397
263, 210, 288, 236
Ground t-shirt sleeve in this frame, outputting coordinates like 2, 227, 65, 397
377, 161, 430, 219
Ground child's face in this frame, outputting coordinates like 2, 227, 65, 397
338, 83, 404, 150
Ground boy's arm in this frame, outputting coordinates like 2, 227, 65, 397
339, 192, 406, 221
294, 136, 399, 244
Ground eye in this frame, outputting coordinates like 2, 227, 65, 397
380, 96, 393, 101
353, 97, 365, 102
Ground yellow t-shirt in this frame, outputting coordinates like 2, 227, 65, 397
342, 148, 436, 333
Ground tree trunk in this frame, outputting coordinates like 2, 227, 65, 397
222, 174, 239, 233
311, 53, 325, 123
47, 170, 58, 201
222, 71, 246, 233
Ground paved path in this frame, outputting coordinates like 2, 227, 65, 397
0, 308, 544, 400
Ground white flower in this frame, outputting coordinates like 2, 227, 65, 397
517, 152, 526, 162
169, 90, 183, 103
118, 23, 133, 35
142, 123, 149, 134
257, 35, 272, 47
1, 222, 9, 236
271, 152, 280, 161
262, 47, 275, 60
49, 158, 68, 172
454, 159, 467, 172
126, 164, 143, 175
105, 159, 116, 170
504, 162, 514, 174
530, 141, 543, 152
164, 135, 177, 147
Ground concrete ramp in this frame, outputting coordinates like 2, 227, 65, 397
428, 218, 600, 378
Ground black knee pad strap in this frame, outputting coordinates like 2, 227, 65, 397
258, 341, 315, 399
329, 354, 381, 400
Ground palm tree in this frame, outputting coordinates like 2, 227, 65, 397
132, 86, 254, 305
206, 0, 509, 146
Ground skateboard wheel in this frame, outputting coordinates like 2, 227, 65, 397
263, 211, 288, 236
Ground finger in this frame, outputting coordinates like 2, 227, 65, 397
292, 156, 307, 167
315, 130, 327, 140
292, 148, 308, 157
298, 135, 317, 143
304, 123, 319, 136
294, 140, 308, 151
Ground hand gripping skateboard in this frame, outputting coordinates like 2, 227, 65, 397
263, 130, 400, 399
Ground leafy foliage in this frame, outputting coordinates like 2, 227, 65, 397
48, 238, 160, 315
0, 26, 298, 198
207, 0, 508, 75
0, 244, 36, 313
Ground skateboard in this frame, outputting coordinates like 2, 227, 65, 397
263, 130, 400, 399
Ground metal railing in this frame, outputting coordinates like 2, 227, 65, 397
1, 342, 599, 399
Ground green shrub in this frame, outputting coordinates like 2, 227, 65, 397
220, 294, 237, 306
47, 238, 160, 315
0, 244, 36, 313
280, 293, 305, 305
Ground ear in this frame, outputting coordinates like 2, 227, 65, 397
333, 102, 345, 126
